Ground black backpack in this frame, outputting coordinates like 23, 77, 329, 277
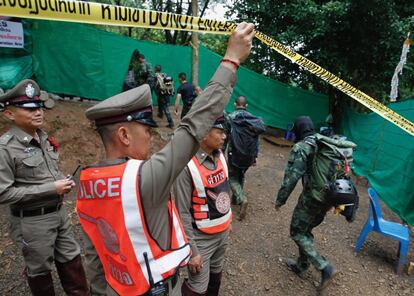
228, 112, 266, 169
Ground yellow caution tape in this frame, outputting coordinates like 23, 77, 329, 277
255, 31, 414, 137
0, 0, 237, 33
1, 0, 414, 136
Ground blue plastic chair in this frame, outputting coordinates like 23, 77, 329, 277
284, 123, 295, 142
355, 188, 410, 273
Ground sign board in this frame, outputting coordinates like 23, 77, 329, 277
0, 20, 24, 48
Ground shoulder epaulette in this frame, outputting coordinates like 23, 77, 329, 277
0, 133, 13, 145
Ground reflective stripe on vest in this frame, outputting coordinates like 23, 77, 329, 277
187, 152, 232, 234
77, 160, 190, 295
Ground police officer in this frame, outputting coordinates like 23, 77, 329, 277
0, 80, 88, 296
154, 64, 175, 128
274, 116, 337, 292
78, 22, 255, 296
174, 116, 232, 296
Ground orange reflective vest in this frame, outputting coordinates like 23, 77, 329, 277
187, 152, 232, 234
77, 159, 190, 295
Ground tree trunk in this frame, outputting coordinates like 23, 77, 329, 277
191, 0, 199, 86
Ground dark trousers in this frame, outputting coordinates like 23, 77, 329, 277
158, 94, 174, 126
181, 103, 192, 119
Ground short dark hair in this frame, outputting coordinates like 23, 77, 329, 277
132, 50, 140, 59
96, 123, 121, 149
236, 96, 247, 107
178, 72, 186, 80
155, 64, 162, 71
139, 54, 145, 59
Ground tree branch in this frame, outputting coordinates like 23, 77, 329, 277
199, 0, 210, 18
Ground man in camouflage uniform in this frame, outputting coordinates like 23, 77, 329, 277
154, 64, 175, 128
274, 116, 337, 292
136, 54, 156, 88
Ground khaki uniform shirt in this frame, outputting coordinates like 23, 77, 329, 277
140, 66, 235, 248
173, 149, 222, 257
0, 126, 63, 210
83, 66, 236, 294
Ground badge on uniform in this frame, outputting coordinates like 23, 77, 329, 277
23, 147, 37, 157
207, 190, 231, 214
24, 147, 36, 154
25, 83, 36, 98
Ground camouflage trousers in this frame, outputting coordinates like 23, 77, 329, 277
290, 194, 332, 272
228, 163, 248, 205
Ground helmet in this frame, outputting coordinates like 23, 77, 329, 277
163, 76, 173, 84
328, 178, 357, 206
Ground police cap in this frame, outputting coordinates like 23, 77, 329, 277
0, 79, 43, 109
212, 115, 225, 130
85, 84, 158, 127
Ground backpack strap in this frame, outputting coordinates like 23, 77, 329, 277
301, 135, 318, 185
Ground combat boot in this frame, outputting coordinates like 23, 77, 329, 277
206, 272, 222, 296
55, 255, 89, 296
238, 201, 248, 221
286, 258, 306, 279
181, 280, 207, 296
318, 264, 338, 291
27, 272, 55, 296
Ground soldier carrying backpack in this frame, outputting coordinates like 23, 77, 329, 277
274, 116, 358, 293
154, 65, 174, 128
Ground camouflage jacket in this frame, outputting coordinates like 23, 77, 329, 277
132, 60, 155, 86
276, 137, 316, 205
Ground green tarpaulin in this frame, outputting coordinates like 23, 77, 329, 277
341, 99, 414, 225
1, 19, 413, 225
22, 20, 327, 129
0, 20, 33, 89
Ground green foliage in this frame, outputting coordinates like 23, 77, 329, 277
88, 0, 226, 49
199, 33, 228, 56
229, 0, 414, 104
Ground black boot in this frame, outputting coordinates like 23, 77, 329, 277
286, 258, 306, 279
27, 273, 56, 296
238, 201, 248, 221
181, 280, 207, 296
55, 255, 89, 296
319, 264, 338, 291
206, 272, 222, 296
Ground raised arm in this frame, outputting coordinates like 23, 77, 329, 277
140, 22, 256, 207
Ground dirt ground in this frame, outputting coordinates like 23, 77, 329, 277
0, 100, 413, 295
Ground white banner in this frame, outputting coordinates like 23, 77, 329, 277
0, 20, 24, 48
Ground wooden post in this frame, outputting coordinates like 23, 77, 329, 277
191, 0, 199, 86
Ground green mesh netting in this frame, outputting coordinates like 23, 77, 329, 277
27, 20, 328, 129
341, 99, 414, 225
